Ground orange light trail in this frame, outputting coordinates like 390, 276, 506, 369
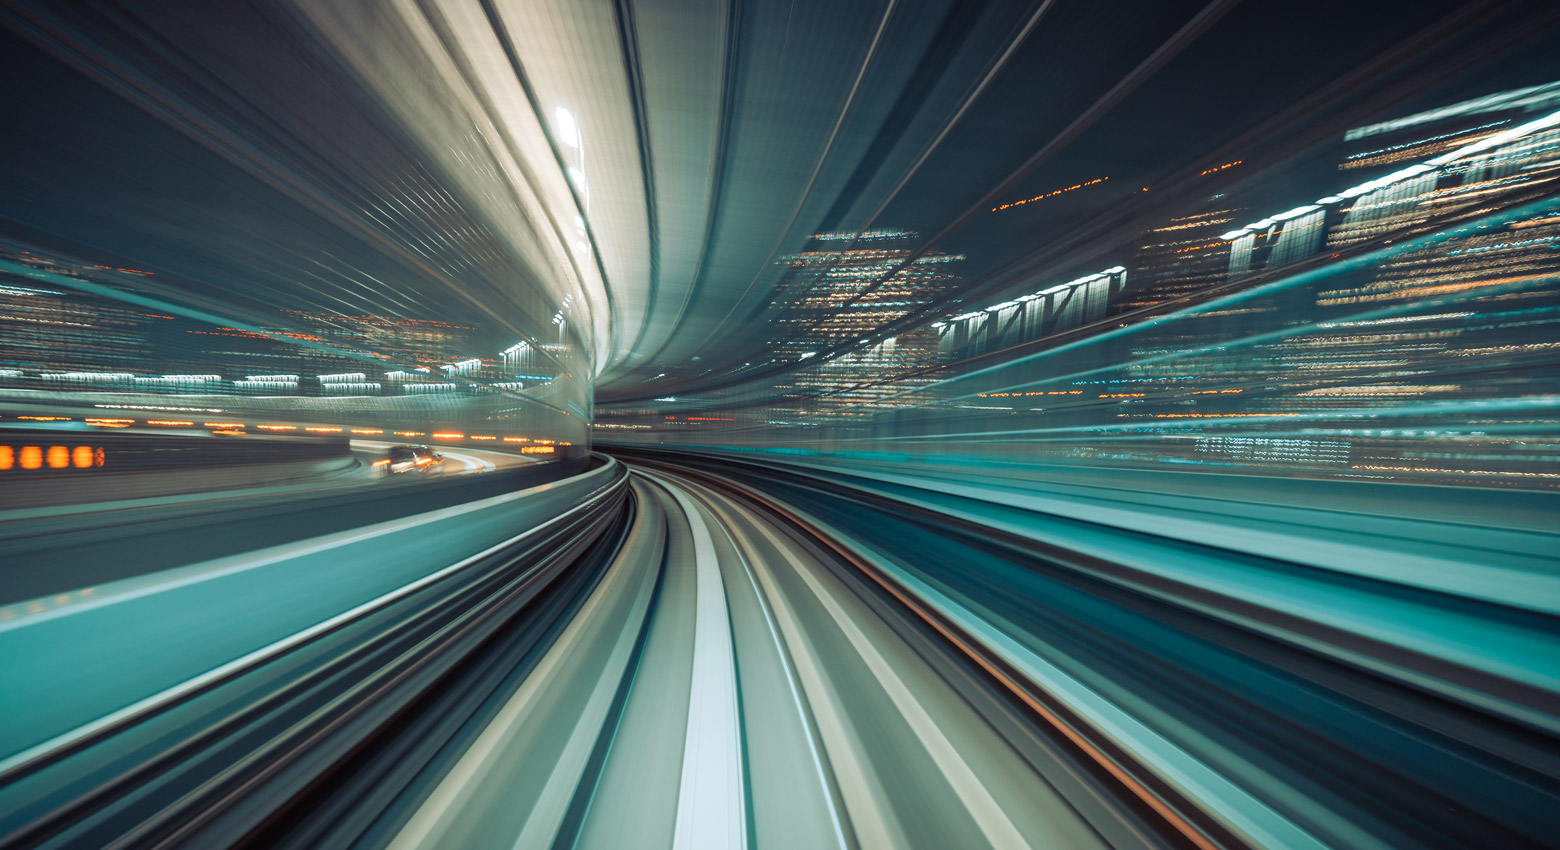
992, 177, 1108, 212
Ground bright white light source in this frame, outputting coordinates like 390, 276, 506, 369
555, 107, 579, 148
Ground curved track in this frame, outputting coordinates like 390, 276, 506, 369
1, 452, 1556, 849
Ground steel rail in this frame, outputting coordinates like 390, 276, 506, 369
0, 459, 628, 789
125, 492, 635, 849
621, 455, 1256, 850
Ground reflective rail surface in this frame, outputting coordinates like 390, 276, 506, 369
1, 451, 1555, 849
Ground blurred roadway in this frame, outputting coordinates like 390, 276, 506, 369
0, 452, 1555, 849
348, 440, 533, 478
0, 441, 567, 606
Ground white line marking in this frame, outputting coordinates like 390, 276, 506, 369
679, 479, 850, 850
643, 472, 748, 850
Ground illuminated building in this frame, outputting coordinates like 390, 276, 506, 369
0, 252, 549, 403
784, 328, 946, 414
762, 230, 963, 412
933, 266, 1127, 357
1100, 202, 1560, 481
770, 230, 963, 364
501, 340, 556, 383
1223, 82, 1560, 279
1327, 106, 1560, 250
1117, 203, 1241, 310
188, 323, 306, 389
970, 81, 1560, 482
0, 260, 158, 380
279, 310, 480, 375
1339, 81, 1560, 171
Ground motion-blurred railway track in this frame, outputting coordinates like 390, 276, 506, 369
2, 452, 1556, 849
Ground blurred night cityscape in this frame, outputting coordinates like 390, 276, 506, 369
0, 1, 1558, 849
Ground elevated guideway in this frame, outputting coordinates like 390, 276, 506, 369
2, 450, 1554, 849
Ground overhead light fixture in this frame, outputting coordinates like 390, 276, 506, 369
555, 107, 580, 148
